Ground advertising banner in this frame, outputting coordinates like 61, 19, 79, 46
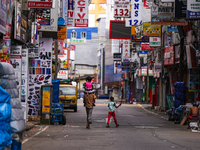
0, 39, 11, 63
187, 0, 200, 19
36, 9, 51, 26
143, 23, 161, 36
163, 46, 175, 66
139, 51, 147, 57
57, 70, 68, 79
14, 1, 21, 40
151, 6, 188, 25
131, 26, 149, 42
67, 0, 74, 27
149, 37, 161, 47
0, 0, 7, 35
131, 0, 142, 26
114, 0, 129, 18
57, 26, 67, 39
141, 44, 153, 50
20, 15, 27, 43
74, 0, 88, 27
112, 39, 120, 54
58, 48, 69, 69
122, 39, 130, 59
3, 0, 13, 39
154, 63, 162, 73
139, 68, 153, 76
27, 0, 52, 8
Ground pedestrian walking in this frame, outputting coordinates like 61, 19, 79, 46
106, 96, 121, 128
83, 92, 96, 129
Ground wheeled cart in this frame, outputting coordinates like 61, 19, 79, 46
50, 103, 66, 125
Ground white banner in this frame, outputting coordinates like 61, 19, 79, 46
114, 0, 129, 18
74, 0, 88, 27
131, 0, 142, 26
111, 39, 120, 54
122, 39, 130, 59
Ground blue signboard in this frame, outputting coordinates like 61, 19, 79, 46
187, 0, 200, 19
131, 35, 149, 42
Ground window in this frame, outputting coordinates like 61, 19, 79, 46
81, 32, 86, 39
71, 30, 76, 39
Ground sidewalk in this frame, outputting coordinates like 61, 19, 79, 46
26, 121, 40, 130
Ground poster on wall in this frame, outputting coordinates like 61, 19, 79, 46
0, 39, 11, 63
59, 48, 69, 69
74, 0, 88, 27
0, 0, 7, 35
35, 9, 51, 26
27, 38, 52, 117
163, 46, 175, 66
14, 1, 21, 40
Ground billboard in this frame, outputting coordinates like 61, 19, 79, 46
151, 6, 188, 25
143, 23, 161, 36
109, 20, 131, 39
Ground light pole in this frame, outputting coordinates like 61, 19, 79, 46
73, 69, 80, 98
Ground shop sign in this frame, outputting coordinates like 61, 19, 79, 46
114, 0, 129, 18
36, 9, 51, 26
187, 0, 200, 19
131, 0, 142, 26
122, 39, 130, 59
14, 2, 21, 40
131, 26, 149, 42
154, 63, 161, 73
143, 23, 161, 36
113, 53, 121, 61
163, 46, 175, 66
58, 70, 68, 79
0, 0, 7, 35
151, 6, 188, 25
67, 39, 86, 44
175, 45, 180, 63
58, 48, 69, 69
149, 37, 161, 47
141, 44, 153, 50
27, 0, 52, 8
20, 15, 27, 43
121, 61, 130, 71
57, 26, 67, 39
112, 39, 120, 54
0, 39, 11, 63
67, 0, 74, 27
139, 51, 147, 57
139, 68, 153, 76
125, 18, 132, 27
74, 0, 88, 27
175, 0, 187, 18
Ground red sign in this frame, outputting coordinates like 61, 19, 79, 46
141, 44, 154, 50
28, 1, 52, 8
163, 46, 175, 66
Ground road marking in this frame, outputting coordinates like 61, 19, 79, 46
22, 126, 49, 144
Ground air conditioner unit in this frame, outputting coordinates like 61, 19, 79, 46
172, 32, 180, 45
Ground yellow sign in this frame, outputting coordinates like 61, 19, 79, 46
143, 23, 161, 36
42, 90, 50, 113
57, 27, 67, 39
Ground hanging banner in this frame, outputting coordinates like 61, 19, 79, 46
151, 6, 188, 25
58, 48, 69, 69
74, 0, 88, 27
131, 0, 142, 26
187, 0, 200, 19
27, 0, 52, 8
131, 26, 149, 42
14, 1, 21, 40
114, 0, 129, 18
143, 23, 161, 36
122, 39, 130, 60
163, 46, 175, 66
0, 0, 7, 35
67, 0, 74, 27
154, 63, 162, 73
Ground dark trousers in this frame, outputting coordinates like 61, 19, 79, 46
86, 107, 93, 124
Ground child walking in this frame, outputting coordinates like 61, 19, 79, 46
106, 97, 121, 128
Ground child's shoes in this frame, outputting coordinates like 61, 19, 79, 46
106, 124, 110, 128
116, 124, 119, 127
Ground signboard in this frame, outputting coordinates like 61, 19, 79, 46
131, 0, 142, 26
0, 0, 7, 35
27, 0, 52, 8
42, 87, 51, 113
58, 48, 69, 69
113, 53, 121, 61
149, 37, 161, 47
36, 9, 51, 26
122, 39, 130, 59
67, 0, 74, 27
175, 0, 187, 18
14, 2, 21, 40
109, 20, 131, 39
143, 23, 161, 36
114, 0, 129, 18
67, 39, 86, 44
139, 51, 147, 57
125, 18, 132, 27
154, 63, 161, 73
54, 40, 63, 55
57, 26, 67, 39
187, 0, 200, 19
20, 15, 27, 43
121, 61, 130, 71
74, 0, 88, 27
141, 44, 153, 50
139, 68, 153, 76
151, 6, 188, 25
0, 39, 11, 63
131, 26, 149, 42
57, 70, 68, 79
163, 46, 175, 66
112, 39, 120, 53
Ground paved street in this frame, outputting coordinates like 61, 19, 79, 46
22, 99, 200, 150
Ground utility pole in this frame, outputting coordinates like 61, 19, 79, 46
178, 36, 184, 82
146, 51, 149, 103
55, 39, 58, 79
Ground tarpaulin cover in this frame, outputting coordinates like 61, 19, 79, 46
0, 86, 12, 149
174, 81, 186, 108
52, 79, 60, 103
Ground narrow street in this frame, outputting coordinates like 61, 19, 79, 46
22, 100, 200, 150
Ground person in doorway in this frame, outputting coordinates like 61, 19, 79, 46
188, 103, 199, 128
106, 97, 121, 128
83, 92, 96, 129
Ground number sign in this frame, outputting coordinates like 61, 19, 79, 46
114, 0, 129, 18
